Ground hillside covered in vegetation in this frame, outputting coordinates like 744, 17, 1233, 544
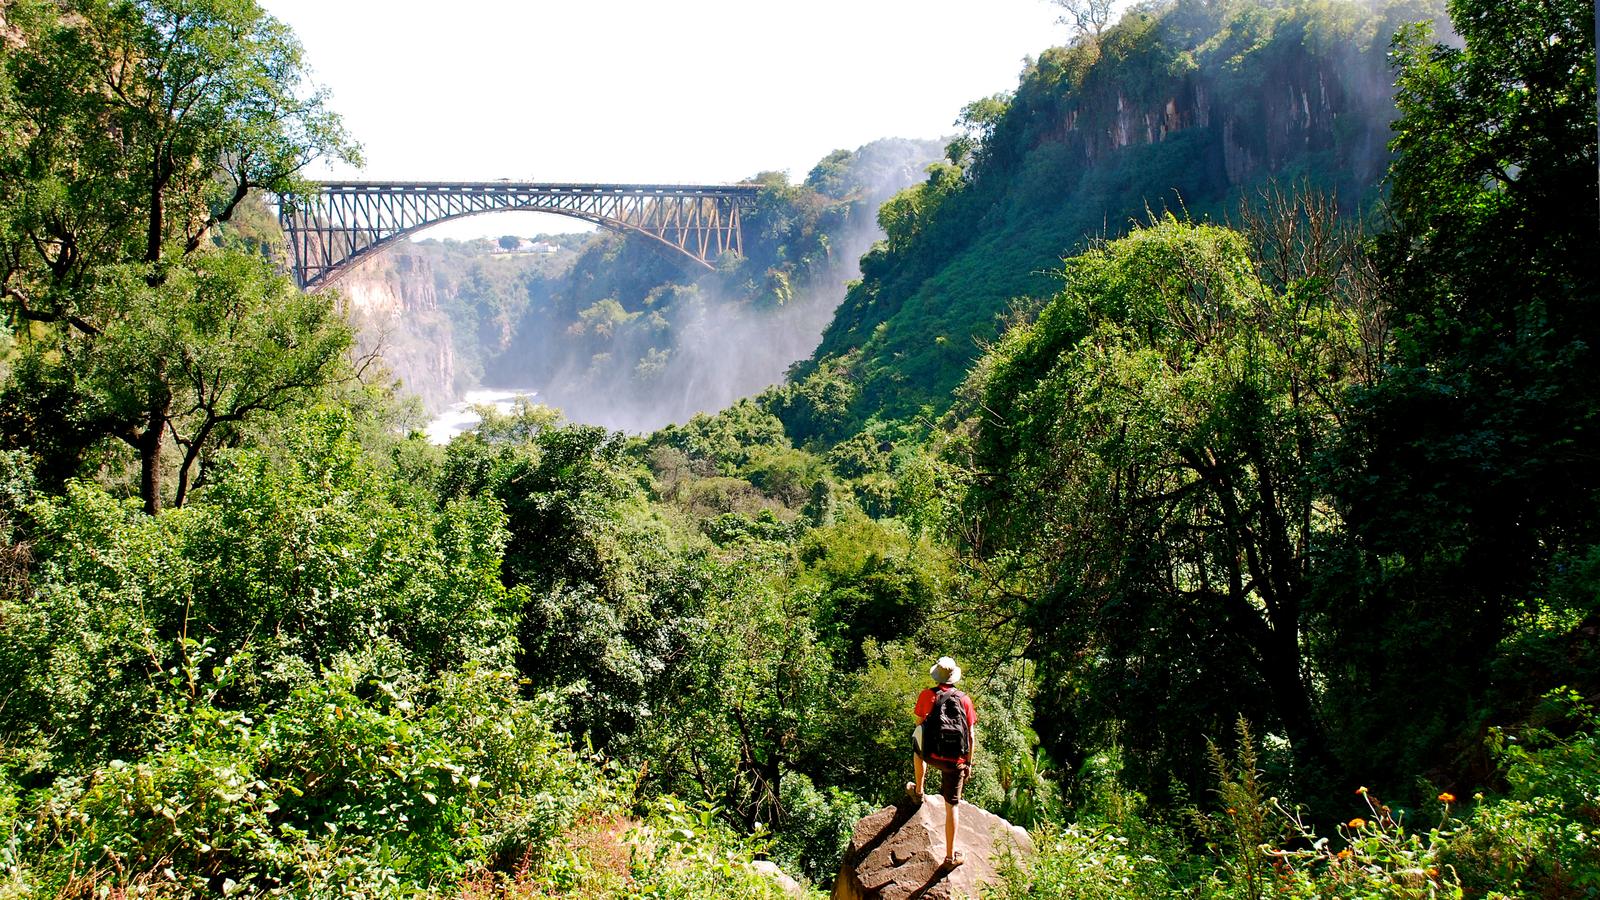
785, 0, 1451, 439
0, 0, 1597, 897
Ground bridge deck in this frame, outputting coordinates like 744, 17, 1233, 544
278, 180, 763, 290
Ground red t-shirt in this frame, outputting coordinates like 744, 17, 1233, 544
915, 686, 977, 761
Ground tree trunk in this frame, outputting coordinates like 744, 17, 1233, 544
172, 419, 213, 509
138, 401, 168, 515
146, 156, 166, 266
1259, 625, 1337, 790
172, 442, 195, 509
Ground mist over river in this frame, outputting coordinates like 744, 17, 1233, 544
424, 387, 541, 444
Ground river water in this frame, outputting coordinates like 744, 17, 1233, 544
423, 387, 540, 445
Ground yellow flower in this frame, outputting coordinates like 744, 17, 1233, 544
1438, 792, 1455, 803
1355, 786, 1368, 795
1347, 817, 1367, 829
1336, 849, 1352, 860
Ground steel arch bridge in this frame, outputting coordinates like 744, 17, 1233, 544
277, 181, 762, 290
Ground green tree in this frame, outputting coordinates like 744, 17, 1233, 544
24, 658, 607, 897
0, 0, 357, 512
0, 410, 517, 765
946, 93, 1011, 166
874, 162, 965, 256
961, 214, 1377, 800
0, 0, 354, 303
1323, 0, 1600, 780
439, 422, 711, 750
1052, 0, 1116, 40
656, 553, 837, 832
84, 251, 352, 508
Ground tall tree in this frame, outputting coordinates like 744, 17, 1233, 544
1323, 0, 1600, 779
959, 209, 1379, 802
946, 93, 1011, 167
0, 0, 358, 512
81, 251, 353, 509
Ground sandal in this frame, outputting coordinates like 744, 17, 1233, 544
905, 781, 924, 803
942, 851, 965, 869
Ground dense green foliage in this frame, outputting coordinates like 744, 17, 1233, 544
1319, 0, 1600, 786
960, 212, 1372, 804
0, 0, 1596, 897
0, 0, 358, 514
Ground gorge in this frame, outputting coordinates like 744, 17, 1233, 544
333, 138, 946, 432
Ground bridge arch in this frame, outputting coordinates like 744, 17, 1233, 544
277, 181, 762, 291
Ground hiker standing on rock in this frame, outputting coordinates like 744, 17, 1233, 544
907, 655, 977, 870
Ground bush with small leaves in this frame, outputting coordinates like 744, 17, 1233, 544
986, 822, 1181, 900
25, 654, 613, 898
623, 797, 824, 899
770, 772, 873, 884
0, 410, 517, 768
1447, 691, 1600, 897
1255, 789, 1464, 900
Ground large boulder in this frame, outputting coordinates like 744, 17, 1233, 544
832, 797, 1032, 900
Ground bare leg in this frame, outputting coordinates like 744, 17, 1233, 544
945, 803, 959, 863
913, 754, 925, 797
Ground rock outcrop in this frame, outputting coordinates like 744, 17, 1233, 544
336, 249, 458, 412
750, 860, 805, 897
832, 798, 1031, 900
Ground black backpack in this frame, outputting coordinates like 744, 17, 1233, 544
927, 686, 972, 761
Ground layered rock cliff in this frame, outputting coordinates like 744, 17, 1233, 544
1032, 23, 1398, 188
336, 249, 459, 413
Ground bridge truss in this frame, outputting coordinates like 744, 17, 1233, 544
277, 181, 762, 290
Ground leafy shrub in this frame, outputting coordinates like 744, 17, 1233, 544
770, 772, 872, 884
702, 510, 806, 546
1448, 692, 1600, 897
825, 433, 890, 480
23, 657, 612, 898
986, 822, 1179, 900
1202, 718, 1282, 900
623, 798, 823, 899
491, 797, 823, 899
648, 402, 791, 476
1250, 792, 1464, 900
1195, 719, 1464, 899
740, 446, 828, 509
0, 411, 516, 767
796, 515, 936, 666
0, 765, 22, 896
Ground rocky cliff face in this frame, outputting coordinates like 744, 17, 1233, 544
1041, 47, 1396, 191
336, 249, 459, 413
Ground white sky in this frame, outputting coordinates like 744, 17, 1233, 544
259, 0, 1073, 238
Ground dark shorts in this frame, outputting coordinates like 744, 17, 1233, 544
913, 731, 970, 805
